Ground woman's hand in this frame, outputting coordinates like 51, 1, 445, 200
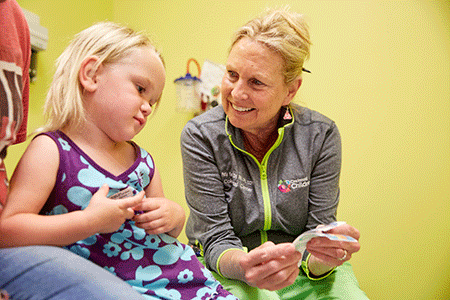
238, 242, 302, 291
133, 197, 185, 238
306, 223, 361, 275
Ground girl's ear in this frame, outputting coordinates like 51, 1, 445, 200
79, 56, 100, 92
282, 77, 302, 106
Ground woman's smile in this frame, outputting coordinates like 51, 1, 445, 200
231, 103, 254, 112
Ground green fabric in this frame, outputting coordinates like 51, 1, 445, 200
301, 252, 335, 281
277, 262, 369, 300
197, 256, 280, 299
198, 256, 369, 300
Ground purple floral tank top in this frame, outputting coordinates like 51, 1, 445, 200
39, 131, 236, 300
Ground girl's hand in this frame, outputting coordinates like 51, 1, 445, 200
133, 197, 185, 237
238, 242, 302, 291
84, 184, 144, 234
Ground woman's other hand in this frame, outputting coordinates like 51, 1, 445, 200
306, 223, 361, 275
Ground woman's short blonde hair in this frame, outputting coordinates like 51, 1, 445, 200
41, 22, 163, 132
231, 8, 311, 84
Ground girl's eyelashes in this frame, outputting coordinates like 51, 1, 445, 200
137, 85, 146, 94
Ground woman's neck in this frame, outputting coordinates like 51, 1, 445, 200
242, 128, 278, 163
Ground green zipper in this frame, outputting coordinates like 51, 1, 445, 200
225, 118, 286, 244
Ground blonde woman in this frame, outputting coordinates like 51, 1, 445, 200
181, 8, 368, 299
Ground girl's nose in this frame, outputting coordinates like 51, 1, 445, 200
141, 101, 152, 117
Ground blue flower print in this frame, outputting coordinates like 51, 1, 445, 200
120, 245, 144, 261
129, 222, 147, 241
111, 228, 133, 244
103, 242, 121, 257
67, 186, 92, 209
127, 266, 172, 299
159, 233, 178, 244
192, 287, 218, 300
201, 267, 219, 290
131, 277, 179, 300
135, 264, 162, 282
144, 234, 161, 249
58, 138, 71, 151
153, 244, 184, 265
154, 287, 181, 300
177, 269, 194, 284
201, 267, 215, 282
178, 241, 196, 262
68, 245, 90, 259
133, 289, 161, 300
126, 162, 150, 190
77, 156, 120, 188
127, 285, 148, 297
141, 148, 154, 169
127, 265, 181, 299
110, 226, 147, 261
47, 205, 68, 215
198, 289, 241, 300
80, 235, 97, 246
104, 266, 116, 275
67, 236, 97, 259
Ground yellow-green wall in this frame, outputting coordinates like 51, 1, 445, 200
9, 1, 450, 299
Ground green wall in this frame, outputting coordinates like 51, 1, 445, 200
9, 1, 450, 299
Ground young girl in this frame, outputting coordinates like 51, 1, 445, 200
0, 22, 237, 300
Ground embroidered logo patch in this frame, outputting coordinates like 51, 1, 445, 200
278, 180, 291, 193
278, 178, 310, 193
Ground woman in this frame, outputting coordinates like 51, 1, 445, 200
181, 8, 368, 300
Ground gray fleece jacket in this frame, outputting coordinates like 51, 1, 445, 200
180, 104, 341, 274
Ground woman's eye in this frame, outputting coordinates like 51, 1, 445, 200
250, 78, 264, 86
227, 71, 238, 79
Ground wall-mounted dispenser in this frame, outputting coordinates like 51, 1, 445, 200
21, 8, 48, 82
174, 58, 202, 113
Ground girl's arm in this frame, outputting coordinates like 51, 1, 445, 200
133, 167, 185, 238
0, 135, 143, 248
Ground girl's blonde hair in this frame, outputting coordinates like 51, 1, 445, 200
41, 22, 163, 132
231, 7, 311, 84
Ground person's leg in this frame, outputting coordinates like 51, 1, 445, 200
0, 246, 145, 300
277, 262, 369, 300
